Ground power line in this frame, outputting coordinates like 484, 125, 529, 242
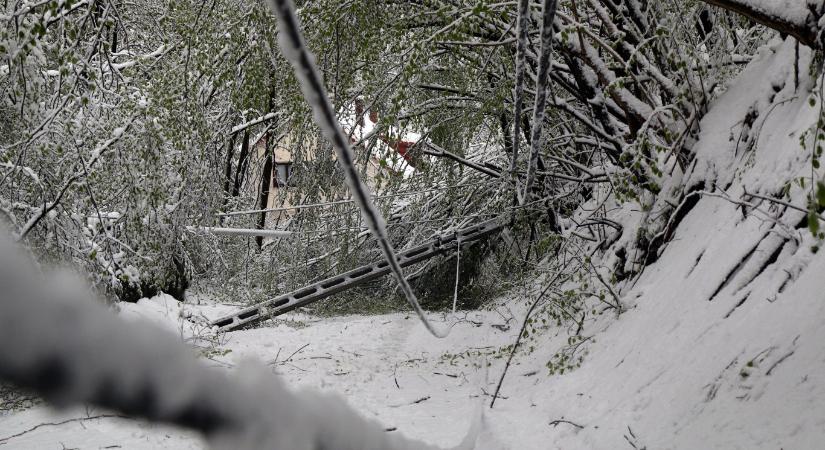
215, 181, 494, 217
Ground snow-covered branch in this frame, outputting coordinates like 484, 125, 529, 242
187, 226, 293, 238
522, 0, 558, 204
509, 0, 531, 195
15, 121, 134, 241
701, 0, 822, 48
229, 112, 280, 135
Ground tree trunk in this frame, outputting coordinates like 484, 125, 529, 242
232, 130, 250, 198
255, 140, 274, 249
509, 0, 531, 202
220, 131, 238, 224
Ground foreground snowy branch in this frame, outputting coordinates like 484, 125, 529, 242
0, 234, 480, 450
15, 121, 134, 241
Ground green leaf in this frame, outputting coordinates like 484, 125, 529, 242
808, 210, 820, 235
817, 182, 825, 207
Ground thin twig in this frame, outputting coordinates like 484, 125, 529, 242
0, 414, 127, 445
490, 252, 581, 407
281, 343, 310, 364
549, 418, 584, 429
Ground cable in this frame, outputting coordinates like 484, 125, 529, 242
269, 0, 448, 338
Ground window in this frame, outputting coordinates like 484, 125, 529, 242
274, 162, 295, 187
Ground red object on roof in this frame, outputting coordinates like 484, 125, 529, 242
348, 128, 417, 167
349, 102, 418, 167
390, 140, 416, 165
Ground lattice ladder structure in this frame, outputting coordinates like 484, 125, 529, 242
211, 218, 504, 332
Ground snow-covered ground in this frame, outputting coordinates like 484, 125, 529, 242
4, 37, 825, 449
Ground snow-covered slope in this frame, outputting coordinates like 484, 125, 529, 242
3, 38, 825, 449
520, 37, 825, 449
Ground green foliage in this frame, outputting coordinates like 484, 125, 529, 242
799, 86, 825, 239
0, 0, 284, 300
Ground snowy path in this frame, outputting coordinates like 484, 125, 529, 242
0, 305, 521, 449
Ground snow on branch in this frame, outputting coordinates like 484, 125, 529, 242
187, 226, 293, 238
110, 44, 173, 70
701, 0, 823, 48
423, 143, 502, 178
266, 0, 448, 337
522, 0, 558, 205
16, 121, 134, 241
229, 112, 280, 135
509, 0, 531, 200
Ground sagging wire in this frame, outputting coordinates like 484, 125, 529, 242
267, 0, 449, 338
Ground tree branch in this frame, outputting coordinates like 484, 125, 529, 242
701, 0, 821, 48
424, 143, 502, 178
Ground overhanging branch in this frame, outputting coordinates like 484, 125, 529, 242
701, 0, 821, 48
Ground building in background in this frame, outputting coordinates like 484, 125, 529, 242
245, 101, 420, 235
